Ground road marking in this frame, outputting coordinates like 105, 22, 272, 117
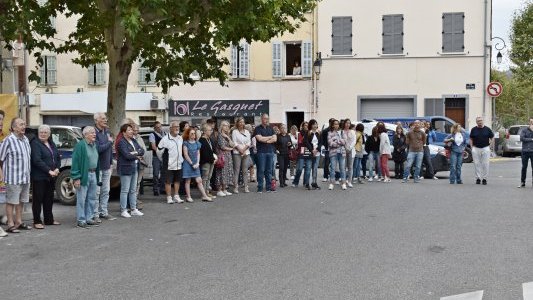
523, 282, 533, 300
441, 290, 483, 300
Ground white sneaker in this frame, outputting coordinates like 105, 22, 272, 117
131, 209, 144, 216
322, 178, 328, 182
233, 188, 239, 194
433, 176, 439, 180
335, 180, 340, 185
174, 195, 184, 203
0, 227, 7, 237
244, 187, 250, 193
291, 176, 295, 180
368, 177, 373, 182
328, 184, 334, 190
374, 175, 379, 180
224, 191, 232, 196
217, 191, 226, 197
347, 182, 353, 188
384, 178, 391, 183
185, 197, 194, 203
341, 183, 347, 190
166, 196, 174, 204
121, 211, 131, 218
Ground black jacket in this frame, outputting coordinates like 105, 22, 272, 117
392, 134, 407, 162
276, 134, 292, 156
365, 135, 380, 153
199, 136, 215, 165
321, 127, 329, 150
30, 137, 61, 181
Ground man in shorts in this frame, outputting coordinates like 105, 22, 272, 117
158, 121, 185, 203
0, 118, 32, 233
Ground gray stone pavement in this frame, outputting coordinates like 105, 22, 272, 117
1, 158, 532, 299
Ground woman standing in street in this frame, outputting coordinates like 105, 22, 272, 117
341, 119, 356, 188
200, 124, 216, 199
378, 124, 392, 182
365, 127, 380, 182
215, 121, 235, 197
117, 124, 144, 218
308, 119, 321, 190
276, 124, 292, 187
352, 123, 365, 184
232, 117, 251, 193
30, 125, 61, 229
288, 125, 299, 180
182, 127, 212, 201
327, 119, 347, 190
392, 125, 407, 179
444, 123, 468, 184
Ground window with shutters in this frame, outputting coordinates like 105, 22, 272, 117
139, 116, 157, 128
331, 16, 352, 56
382, 14, 404, 54
231, 42, 250, 79
138, 62, 156, 85
39, 55, 57, 85
271, 41, 312, 78
442, 13, 465, 53
88, 63, 106, 85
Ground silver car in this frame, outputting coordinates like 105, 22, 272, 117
502, 125, 527, 157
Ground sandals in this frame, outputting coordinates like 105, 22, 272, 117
17, 223, 31, 230
6, 226, 20, 233
44, 221, 61, 226
34, 224, 45, 230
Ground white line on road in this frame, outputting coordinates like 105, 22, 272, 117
523, 282, 533, 300
441, 290, 484, 300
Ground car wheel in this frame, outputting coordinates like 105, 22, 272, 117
463, 148, 473, 163
55, 169, 77, 206
502, 151, 510, 157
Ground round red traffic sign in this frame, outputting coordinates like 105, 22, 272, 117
487, 81, 503, 97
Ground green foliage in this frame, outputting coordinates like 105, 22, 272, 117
492, 69, 531, 128
510, 1, 533, 84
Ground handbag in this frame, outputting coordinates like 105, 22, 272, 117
289, 148, 298, 161
215, 150, 225, 168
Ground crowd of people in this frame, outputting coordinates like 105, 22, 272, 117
1, 108, 530, 238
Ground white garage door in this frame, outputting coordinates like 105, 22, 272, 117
360, 98, 414, 120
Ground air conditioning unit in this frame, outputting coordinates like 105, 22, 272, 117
150, 99, 159, 110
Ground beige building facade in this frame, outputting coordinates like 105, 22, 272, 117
315, 0, 493, 129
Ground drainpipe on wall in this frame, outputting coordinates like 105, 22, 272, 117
482, 0, 490, 123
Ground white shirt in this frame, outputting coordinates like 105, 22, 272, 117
232, 129, 251, 155
158, 133, 184, 170
311, 133, 320, 157
454, 132, 464, 146
379, 132, 392, 155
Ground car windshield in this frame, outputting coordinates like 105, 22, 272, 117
51, 128, 81, 149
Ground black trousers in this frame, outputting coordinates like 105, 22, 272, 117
394, 161, 405, 178
278, 154, 289, 185
422, 146, 434, 177
32, 179, 55, 225
521, 152, 533, 183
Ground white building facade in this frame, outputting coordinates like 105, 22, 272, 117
315, 0, 493, 129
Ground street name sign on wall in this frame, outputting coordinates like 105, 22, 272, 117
168, 100, 269, 117
486, 82, 503, 97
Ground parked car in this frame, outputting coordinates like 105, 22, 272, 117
502, 125, 528, 157
26, 125, 120, 205
367, 116, 473, 163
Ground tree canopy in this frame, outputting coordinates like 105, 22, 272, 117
509, 1, 533, 83
0, 0, 318, 131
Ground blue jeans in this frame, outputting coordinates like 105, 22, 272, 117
94, 168, 111, 217
329, 153, 346, 183
311, 155, 320, 184
76, 172, 97, 223
293, 157, 312, 186
353, 156, 363, 179
120, 171, 138, 212
449, 151, 463, 183
256, 152, 274, 192
403, 151, 424, 180
152, 156, 163, 193
367, 151, 381, 177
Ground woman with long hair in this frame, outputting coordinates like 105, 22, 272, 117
182, 127, 212, 201
288, 125, 299, 179
378, 124, 392, 182
232, 117, 251, 193
352, 123, 365, 184
392, 125, 407, 179
327, 119, 347, 190
292, 121, 313, 189
215, 121, 235, 197
444, 123, 468, 184
341, 119, 356, 187
117, 123, 144, 218
308, 119, 321, 190
199, 123, 217, 199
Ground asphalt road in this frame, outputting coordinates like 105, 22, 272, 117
1, 158, 532, 300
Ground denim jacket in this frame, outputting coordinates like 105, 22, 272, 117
445, 131, 468, 154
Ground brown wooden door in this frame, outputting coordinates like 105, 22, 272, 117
445, 98, 466, 127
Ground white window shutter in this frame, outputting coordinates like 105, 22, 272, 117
97, 63, 106, 84
231, 45, 238, 78
272, 42, 282, 78
88, 65, 94, 85
301, 41, 312, 77
47, 56, 56, 84
239, 42, 250, 78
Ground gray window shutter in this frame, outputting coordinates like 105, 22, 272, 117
383, 15, 403, 54
443, 13, 464, 52
332, 16, 351, 55
425, 98, 444, 116
231, 45, 238, 78
301, 41, 312, 77
239, 42, 250, 78
272, 41, 282, 78
41, 56, 57, 85
392, 15, 404, 53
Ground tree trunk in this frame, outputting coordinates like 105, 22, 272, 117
106, 56, 131, 135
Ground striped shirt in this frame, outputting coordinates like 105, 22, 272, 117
0, 133, 31, 185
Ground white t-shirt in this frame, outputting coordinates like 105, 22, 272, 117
454, 132, 464, 146
232, 129, 251, 155
158, 133, 184, 170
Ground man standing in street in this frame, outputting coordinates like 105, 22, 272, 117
158, 121, 185, 204
518, 118, 533, 188
422, 121, 438, 180
93, 112, 116, 222
402, 120, 426, 183
470, 117, 494, 185
72, 126, 100, 229
149, 121, 165, 196
253, 114, 277, 193
0, 118, 32, 233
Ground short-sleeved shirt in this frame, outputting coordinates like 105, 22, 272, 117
470, 126, 494, 148
253, 125, 275, 154
0, 133, 31, 185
